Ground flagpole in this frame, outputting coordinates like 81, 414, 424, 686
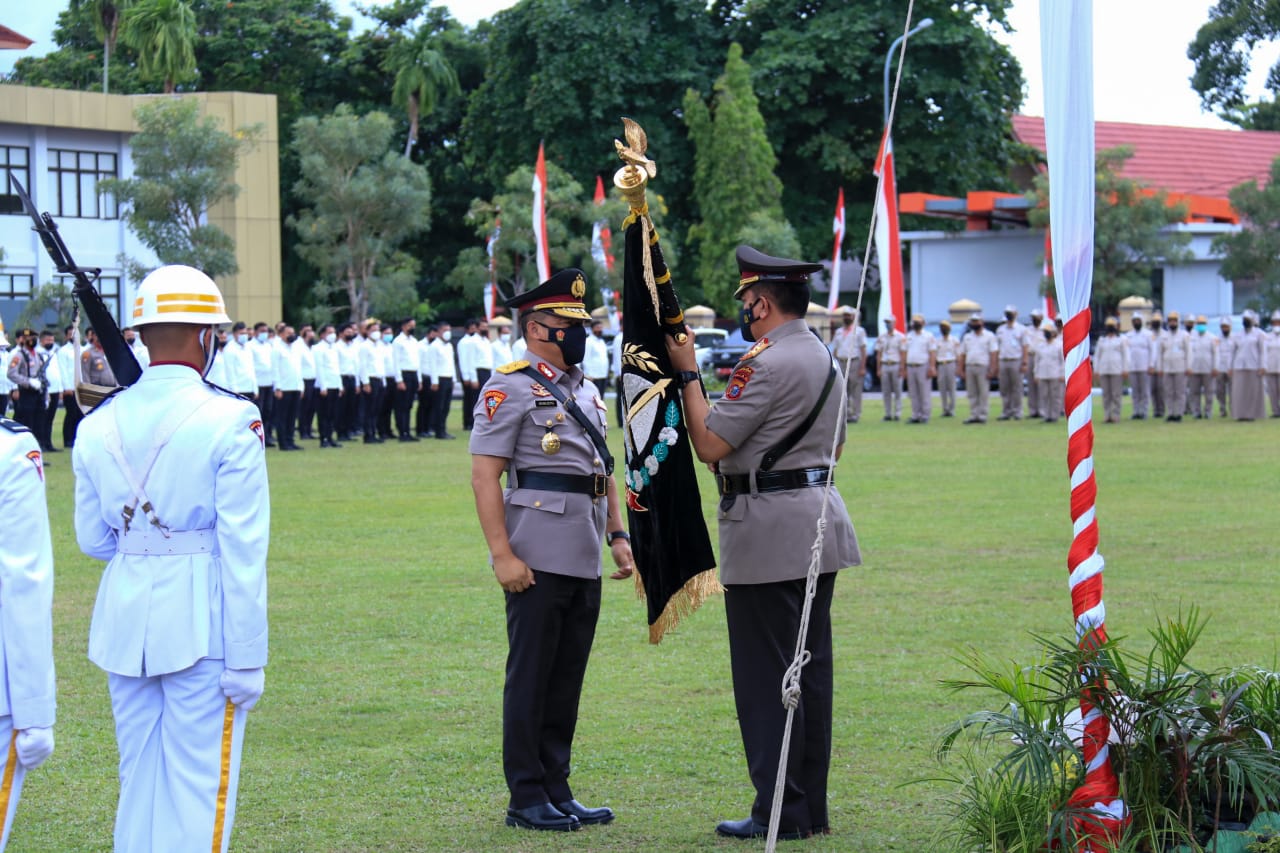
532, 142, 551, 283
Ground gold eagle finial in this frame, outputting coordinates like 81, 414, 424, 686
614, 117, 657, 179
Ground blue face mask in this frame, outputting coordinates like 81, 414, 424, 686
1196, 323, 1207, 333
382, 333, 393, 344
236, 333, 248, 345
256, 332, 268, 344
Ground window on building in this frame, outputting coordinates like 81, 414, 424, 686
56, 274, 122, 323
0, 146, 31, 215
1149, 268, 1164, 309
0, 273, 35, 298
49, 149, 119, 219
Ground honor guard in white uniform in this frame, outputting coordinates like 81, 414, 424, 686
72, 266, 269, 853
222, 322, 259, 399
0, 417, 56, 851
1094, 318, 1129, 423
829, 307, 867, 423
470, 269, 633, 832
668, 246, 859, 841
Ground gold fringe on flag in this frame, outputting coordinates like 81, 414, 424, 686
634, 568, 724, 645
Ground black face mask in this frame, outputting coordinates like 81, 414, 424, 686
911, 322, 923, 332
968, 323, 981, 333
1221, 328, 1231, 337
739, 298, 763, 343
1243, 319, 1254, 330
1005, 312, 1015, 322
1132, 321, 1142, 331
537, 321, 588, 365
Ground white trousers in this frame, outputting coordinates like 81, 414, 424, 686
0, 720, 28, 852
108, 658, 247, 853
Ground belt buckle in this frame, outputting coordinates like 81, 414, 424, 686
592, 474, 607, 498
717, 474, 735, 496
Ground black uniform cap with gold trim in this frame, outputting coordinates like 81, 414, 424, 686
505, 268, 593, 320
734, 245, 823, 299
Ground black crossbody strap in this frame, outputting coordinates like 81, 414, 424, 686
518, 367, 614, 475
759, 356, 838, 472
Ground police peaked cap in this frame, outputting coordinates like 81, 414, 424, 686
505, 268, 593, 320
734, 245, 823, 299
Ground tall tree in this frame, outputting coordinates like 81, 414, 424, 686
121, 0, 197, 93
714, 0, 1026, 259
99, 98, 258, 280
1212, 155, 1280, 310
1027, 147, 1194, 314
1189, 0, 1280, 130
684, 43, 792, 314
70, 0, 133, 93
288, 106, 434, 322
385, 23, 460, 157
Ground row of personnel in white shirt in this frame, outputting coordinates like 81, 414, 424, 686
204, 319, 513, 396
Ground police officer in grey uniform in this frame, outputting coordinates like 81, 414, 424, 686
470, 269, 634, 833
667, 246, 860, 841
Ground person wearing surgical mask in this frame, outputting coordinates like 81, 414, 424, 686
1186, 315, 1217, 419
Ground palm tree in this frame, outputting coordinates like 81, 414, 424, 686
121, 0, 196, 94
385, 28, 460, 157
71, 0, 133, 94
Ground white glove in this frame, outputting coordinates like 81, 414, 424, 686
220, 667, 265, 711
15, 727, 54, 769
28, 378, 42, 391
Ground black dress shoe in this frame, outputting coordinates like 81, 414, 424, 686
715, 816, 806, 841
505, 803, 580, 832
436, 432, 457, 440
555, 800, 614, 826
364, 437, 384, 444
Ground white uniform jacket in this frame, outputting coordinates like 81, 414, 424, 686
0, 421, 56, 730
72, 365, 270, 678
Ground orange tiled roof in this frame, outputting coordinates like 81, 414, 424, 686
0, 25, 33, 50
1012, 114, 1280, 197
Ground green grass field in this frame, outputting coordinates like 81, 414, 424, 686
14, 395, 1280, 852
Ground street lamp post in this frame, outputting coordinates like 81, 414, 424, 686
883, 18, 934, 127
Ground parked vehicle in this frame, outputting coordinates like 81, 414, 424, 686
709, 328, 752, 378
693, 327, 727, 373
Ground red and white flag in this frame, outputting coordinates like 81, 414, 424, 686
591, 175, 614, 274
485, 217, 500, 321
1042, 229, 1057, 319
532, 142, 551, 284
827, 187, 845, 312
874, 131, 906, 334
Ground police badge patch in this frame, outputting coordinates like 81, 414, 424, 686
249, 419, 265, 447
483, 389, 508, 421
725, 366, 754, 400
26, 449, 44, 482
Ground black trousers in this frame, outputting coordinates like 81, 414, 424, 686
362, 377, 385, 439
379, 378, 396, 438
396, 371, 419, 437
503, 570, 601, 809
339, 376, 358, 436
11, 390, 43, 433
275, 390, 301, 448
725, 573, 836, 834
299, 378, 317, 437
317, 388, 340, 442
256, 385, 276, 443
432, 377, 454, 437
41, 392, 59, 449
462, 382, 479, 430
416, 381, 434, 435
62, 392, 83, 447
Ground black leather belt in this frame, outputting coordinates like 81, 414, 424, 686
515, 470, 608, 497
716, 467, 833, 497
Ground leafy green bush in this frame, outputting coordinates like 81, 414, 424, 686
930, 608, 1280, 852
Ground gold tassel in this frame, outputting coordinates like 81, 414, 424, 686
634, 568, 724, 645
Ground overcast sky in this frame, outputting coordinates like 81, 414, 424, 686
3, 1, 1278, 130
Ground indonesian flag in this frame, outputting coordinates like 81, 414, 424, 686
1042, 229, 1057, 319
532, 142, 551, 284
591, 175, 614, 273
827, 187, 845, 312
874, 131, 906, 334
485, 217, 500, 321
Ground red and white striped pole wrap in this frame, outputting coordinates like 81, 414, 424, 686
1040, 1, 1128, 847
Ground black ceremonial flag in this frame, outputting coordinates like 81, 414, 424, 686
619, 215, 718, 644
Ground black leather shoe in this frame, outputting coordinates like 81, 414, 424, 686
506, 803, 580, 831
399, 434, 420, 442
436, 432, 457, 440
715, 816, 806, 841
555, 800, 614, 825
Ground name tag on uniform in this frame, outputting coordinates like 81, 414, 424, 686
535, 399, 557, 408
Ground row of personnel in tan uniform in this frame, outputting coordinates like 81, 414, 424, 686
829, 306, 1280, 424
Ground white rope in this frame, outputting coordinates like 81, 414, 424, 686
763, 2, 917, 847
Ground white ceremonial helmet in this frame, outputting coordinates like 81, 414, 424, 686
132, 265, 231, 327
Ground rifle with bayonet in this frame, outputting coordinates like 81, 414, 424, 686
8, 173, 141, 408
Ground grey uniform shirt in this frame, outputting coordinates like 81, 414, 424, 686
706, 319, 860, 585
469, 359, 609, 580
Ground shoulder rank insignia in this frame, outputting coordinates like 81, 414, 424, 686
741, 338, 772, 361
483, 389, 508, 421
725, 365, 754, 400
536, 362, 556, 380
497, 359, 530, 375
530, 383, 552, 398
0, 417, 32, 435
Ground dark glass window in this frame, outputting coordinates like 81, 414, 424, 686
49, 149, 119, 219
0, 273, 34, 298
0, 146, 31, 215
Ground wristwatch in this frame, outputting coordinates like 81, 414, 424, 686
674, 370, 701, 389
608, 530, 631, 544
